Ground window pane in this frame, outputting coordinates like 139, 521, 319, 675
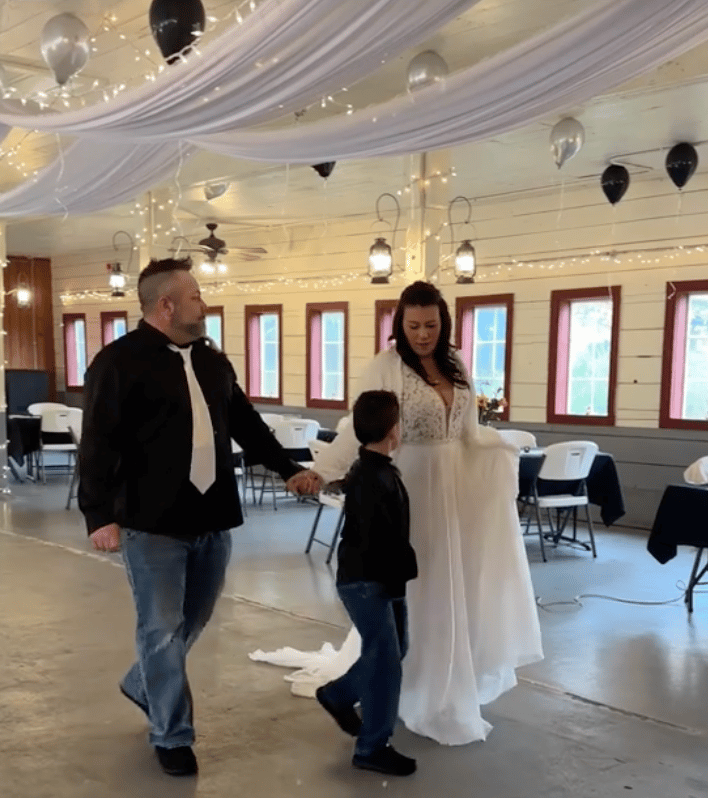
319, 311, 345, 401
680, 294, 708, 419
472, 305, 507, 396
74, 319, 86, 386
323, 311, 343, 341
566, 299, 612, 416
262, 313, 278, 342
206, 313, 223, 349
258, 314, 279, 398
113, 318, 127, 339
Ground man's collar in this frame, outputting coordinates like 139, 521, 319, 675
137, 319, 204, 350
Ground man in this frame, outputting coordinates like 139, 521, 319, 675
79, 257, 312, 777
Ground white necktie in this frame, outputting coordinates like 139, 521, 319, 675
169, 344, 216, 493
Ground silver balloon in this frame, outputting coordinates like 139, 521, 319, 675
41, 13, 91, 87
407, 50, 448, 92
204, 182, 229, 201
550, 117, 585, 169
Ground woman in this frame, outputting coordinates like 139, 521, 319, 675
253, 281, 542, 745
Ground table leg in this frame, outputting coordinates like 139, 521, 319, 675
685, 547, 707, 614
8, 456, 23, 483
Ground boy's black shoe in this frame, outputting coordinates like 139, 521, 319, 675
353, 745, 416, 776
155, 746, 198, 777
119, 684, 149, 718
315, 685, 362, 736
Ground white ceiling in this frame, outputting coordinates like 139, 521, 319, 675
1, 0, 708, 255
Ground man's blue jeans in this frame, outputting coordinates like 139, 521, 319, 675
119, 528, 232, 749
322, 581, 408, 756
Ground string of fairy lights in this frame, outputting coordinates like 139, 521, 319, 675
55, 240, 708, 304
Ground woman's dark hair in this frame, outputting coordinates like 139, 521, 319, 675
391, 281, 468, 387
353, 390, 400, 445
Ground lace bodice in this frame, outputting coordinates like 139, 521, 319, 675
400, 364, 469, 443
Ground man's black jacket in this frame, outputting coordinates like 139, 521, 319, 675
78, 320, 302, 538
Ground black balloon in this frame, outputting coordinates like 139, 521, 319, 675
312, 162, 336, 178
665, 142, 699, 189
149, 0, 205, 64
601, 164, 630, 205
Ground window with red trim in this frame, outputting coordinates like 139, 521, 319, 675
63, 313, 87, 390
244, 305, 282, 404
660, 279, 708, 429
547, 286, 621, 425
455, 294, 514, 420
306, 302, 348, 410
205, 306, 224, 351
375, 299, 397, 353
100, 311, 127, 347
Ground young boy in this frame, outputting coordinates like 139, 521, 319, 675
316, 390, 418, 777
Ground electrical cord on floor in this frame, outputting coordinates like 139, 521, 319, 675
535, 580, 708, 612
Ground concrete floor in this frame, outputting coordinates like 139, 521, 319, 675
1, 476, 707, 797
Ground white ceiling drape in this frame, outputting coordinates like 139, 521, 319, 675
197, 0, 708, 161
0, 0, 481, 138
0, 0, 706, 215
0, 140, 193, 217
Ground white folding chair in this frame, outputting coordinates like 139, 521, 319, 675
258, 419, 312, 509
524, 440, 599, 562
35, 407, 79, 483
28, 402, 69, 415
304, 440, 345, 564
498, 429, 537, 450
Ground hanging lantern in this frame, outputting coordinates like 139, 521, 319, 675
108, 262, 126, 296
454, 240, 476, 283
368, 237, 393, 283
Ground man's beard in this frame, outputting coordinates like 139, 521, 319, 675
180, 319, 206, 340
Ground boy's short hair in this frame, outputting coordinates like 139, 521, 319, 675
353, 390, 400, 445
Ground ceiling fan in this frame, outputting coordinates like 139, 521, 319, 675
171, 223, 267, 263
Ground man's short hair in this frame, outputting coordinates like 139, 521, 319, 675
137, 257, 193, 313
353, 390, 400, 445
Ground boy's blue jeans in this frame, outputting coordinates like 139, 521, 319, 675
322, 581, 408, 756
119, 528, 232, 749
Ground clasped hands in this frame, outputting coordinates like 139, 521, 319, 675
285, 469, 323, 496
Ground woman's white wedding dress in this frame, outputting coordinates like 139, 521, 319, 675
250, 349, 543, 745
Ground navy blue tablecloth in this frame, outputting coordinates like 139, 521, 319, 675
518, 451, 625, 527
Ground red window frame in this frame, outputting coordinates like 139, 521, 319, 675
455, 293, 514, 422
100, 310, 128, 348
306, 301, 348, 410
547, 286, 621, 426
244, 304, 283, 405
375, 299, 398, 354
63, 313, 87, 392
204, 305, 224, 351
660, 279, 708, 430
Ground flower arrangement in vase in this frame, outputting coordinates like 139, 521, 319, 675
476, 388, 508, 425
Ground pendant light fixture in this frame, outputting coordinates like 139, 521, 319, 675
368, 193, 401, 284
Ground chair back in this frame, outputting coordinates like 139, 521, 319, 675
65, 408, 83, 441
260, 412, 284, 429
538, 441, 598, 482
299, 419, 320, 443
272, 418, 309, 449
39, 408, 73, 434
498, 429, 537, 449
28, 402, 68, 416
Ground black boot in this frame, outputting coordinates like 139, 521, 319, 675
353, 745, 416, 776
155, 746, 198, 776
